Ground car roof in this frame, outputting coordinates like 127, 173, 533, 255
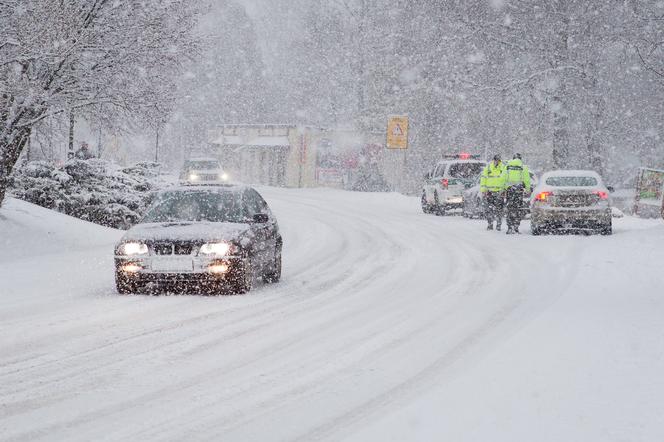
541, 169, 602, 179
435, 159, 486, 165
156, 183, 248, 195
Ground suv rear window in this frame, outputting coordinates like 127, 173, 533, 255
545, 176, 598, 187
448, 163, 484, 179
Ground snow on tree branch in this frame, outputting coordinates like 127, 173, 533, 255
0, 0, 201, 206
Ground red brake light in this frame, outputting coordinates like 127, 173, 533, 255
593, 191, 608, 200
441, 178, 449, 189
535, 191, 552, 201
459, 152, 471, 160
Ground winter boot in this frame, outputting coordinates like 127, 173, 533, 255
496, 223, 502, 231
506, 227, 515, 235
487, 224, 494, 231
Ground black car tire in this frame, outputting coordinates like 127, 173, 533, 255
462, 201, 471, 218
115, 272, 138, 295
434, 192, 445, 216
476, 197, 484, 219
600, 221, 612, 236
531, 222, 542, 236
231, 259, 253, 294
263, 251, 282, 283
421, 193, 432, 214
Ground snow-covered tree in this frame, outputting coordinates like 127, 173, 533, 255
0, 0, 199, 205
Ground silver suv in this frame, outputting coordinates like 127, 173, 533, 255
180, 157, 229, 184
421, 155, 486, 215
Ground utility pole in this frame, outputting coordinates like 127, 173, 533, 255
96, 126, 103, 159
68, 111, 75, 159
155, 125, 160, 163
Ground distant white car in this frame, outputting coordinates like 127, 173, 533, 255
421, 154, 486, 215
180, 157, 229, 184
530, 170, 612, 235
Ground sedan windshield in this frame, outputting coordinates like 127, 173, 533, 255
141, 191, 247, 223
545, 176, 598, 187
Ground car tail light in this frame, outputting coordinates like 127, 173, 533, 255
593, 191, 608, 200
441, 178, 449, 189
535, 191, 553, 201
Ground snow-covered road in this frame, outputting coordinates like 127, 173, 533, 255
1, 189, 663, 441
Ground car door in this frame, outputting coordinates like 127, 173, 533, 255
422, 167, 434, 202
422, 165, 436, 202
244, 189, 277, 270
430, 164, 446, 200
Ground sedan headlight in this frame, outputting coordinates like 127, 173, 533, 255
199, 242, 232, 256
189, 173, 199, 181
120, 242, 148, 256
220, 172, 229, 181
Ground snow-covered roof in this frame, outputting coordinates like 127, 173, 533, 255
211, 135, 291, 147
244, 136, 290, 147
187, 157, 218, 162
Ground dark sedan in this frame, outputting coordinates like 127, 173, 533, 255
114, 185, 282, 294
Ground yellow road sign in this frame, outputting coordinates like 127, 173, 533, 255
386, 116, 409, 149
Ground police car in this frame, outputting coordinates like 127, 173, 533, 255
421, 154, 486, 215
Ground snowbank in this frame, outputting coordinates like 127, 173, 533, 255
0, 197, 120, 261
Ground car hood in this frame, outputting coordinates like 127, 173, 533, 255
121, 222, 252, 243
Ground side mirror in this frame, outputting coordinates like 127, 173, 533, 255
252, 213, 269, 224
607, 186, 615, 193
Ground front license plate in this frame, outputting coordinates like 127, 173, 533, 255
151, 257, 194, 273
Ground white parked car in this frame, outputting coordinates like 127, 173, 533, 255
421, 155, 486, 215
530, 170, 612, 235
180, 157, 229, 184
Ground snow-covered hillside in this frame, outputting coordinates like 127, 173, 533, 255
1, 190, 663, 441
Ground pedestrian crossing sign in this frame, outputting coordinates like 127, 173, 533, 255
386, 115, 409, 149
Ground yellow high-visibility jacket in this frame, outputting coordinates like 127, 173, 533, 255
502, 158, 531, 192
480, 161, 506, 193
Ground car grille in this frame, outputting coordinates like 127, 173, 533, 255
200, 174, 218, 181
152, 242, 194, 255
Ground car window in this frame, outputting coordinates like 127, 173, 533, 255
545, 176, 598, 187
448, 163, 484, 179
434, 164, 446, 177
141, 191, 247, 223
244, 189, 269, 215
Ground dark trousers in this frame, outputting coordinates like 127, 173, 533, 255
484, 191, 504, 227
505, 185, 525, 229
